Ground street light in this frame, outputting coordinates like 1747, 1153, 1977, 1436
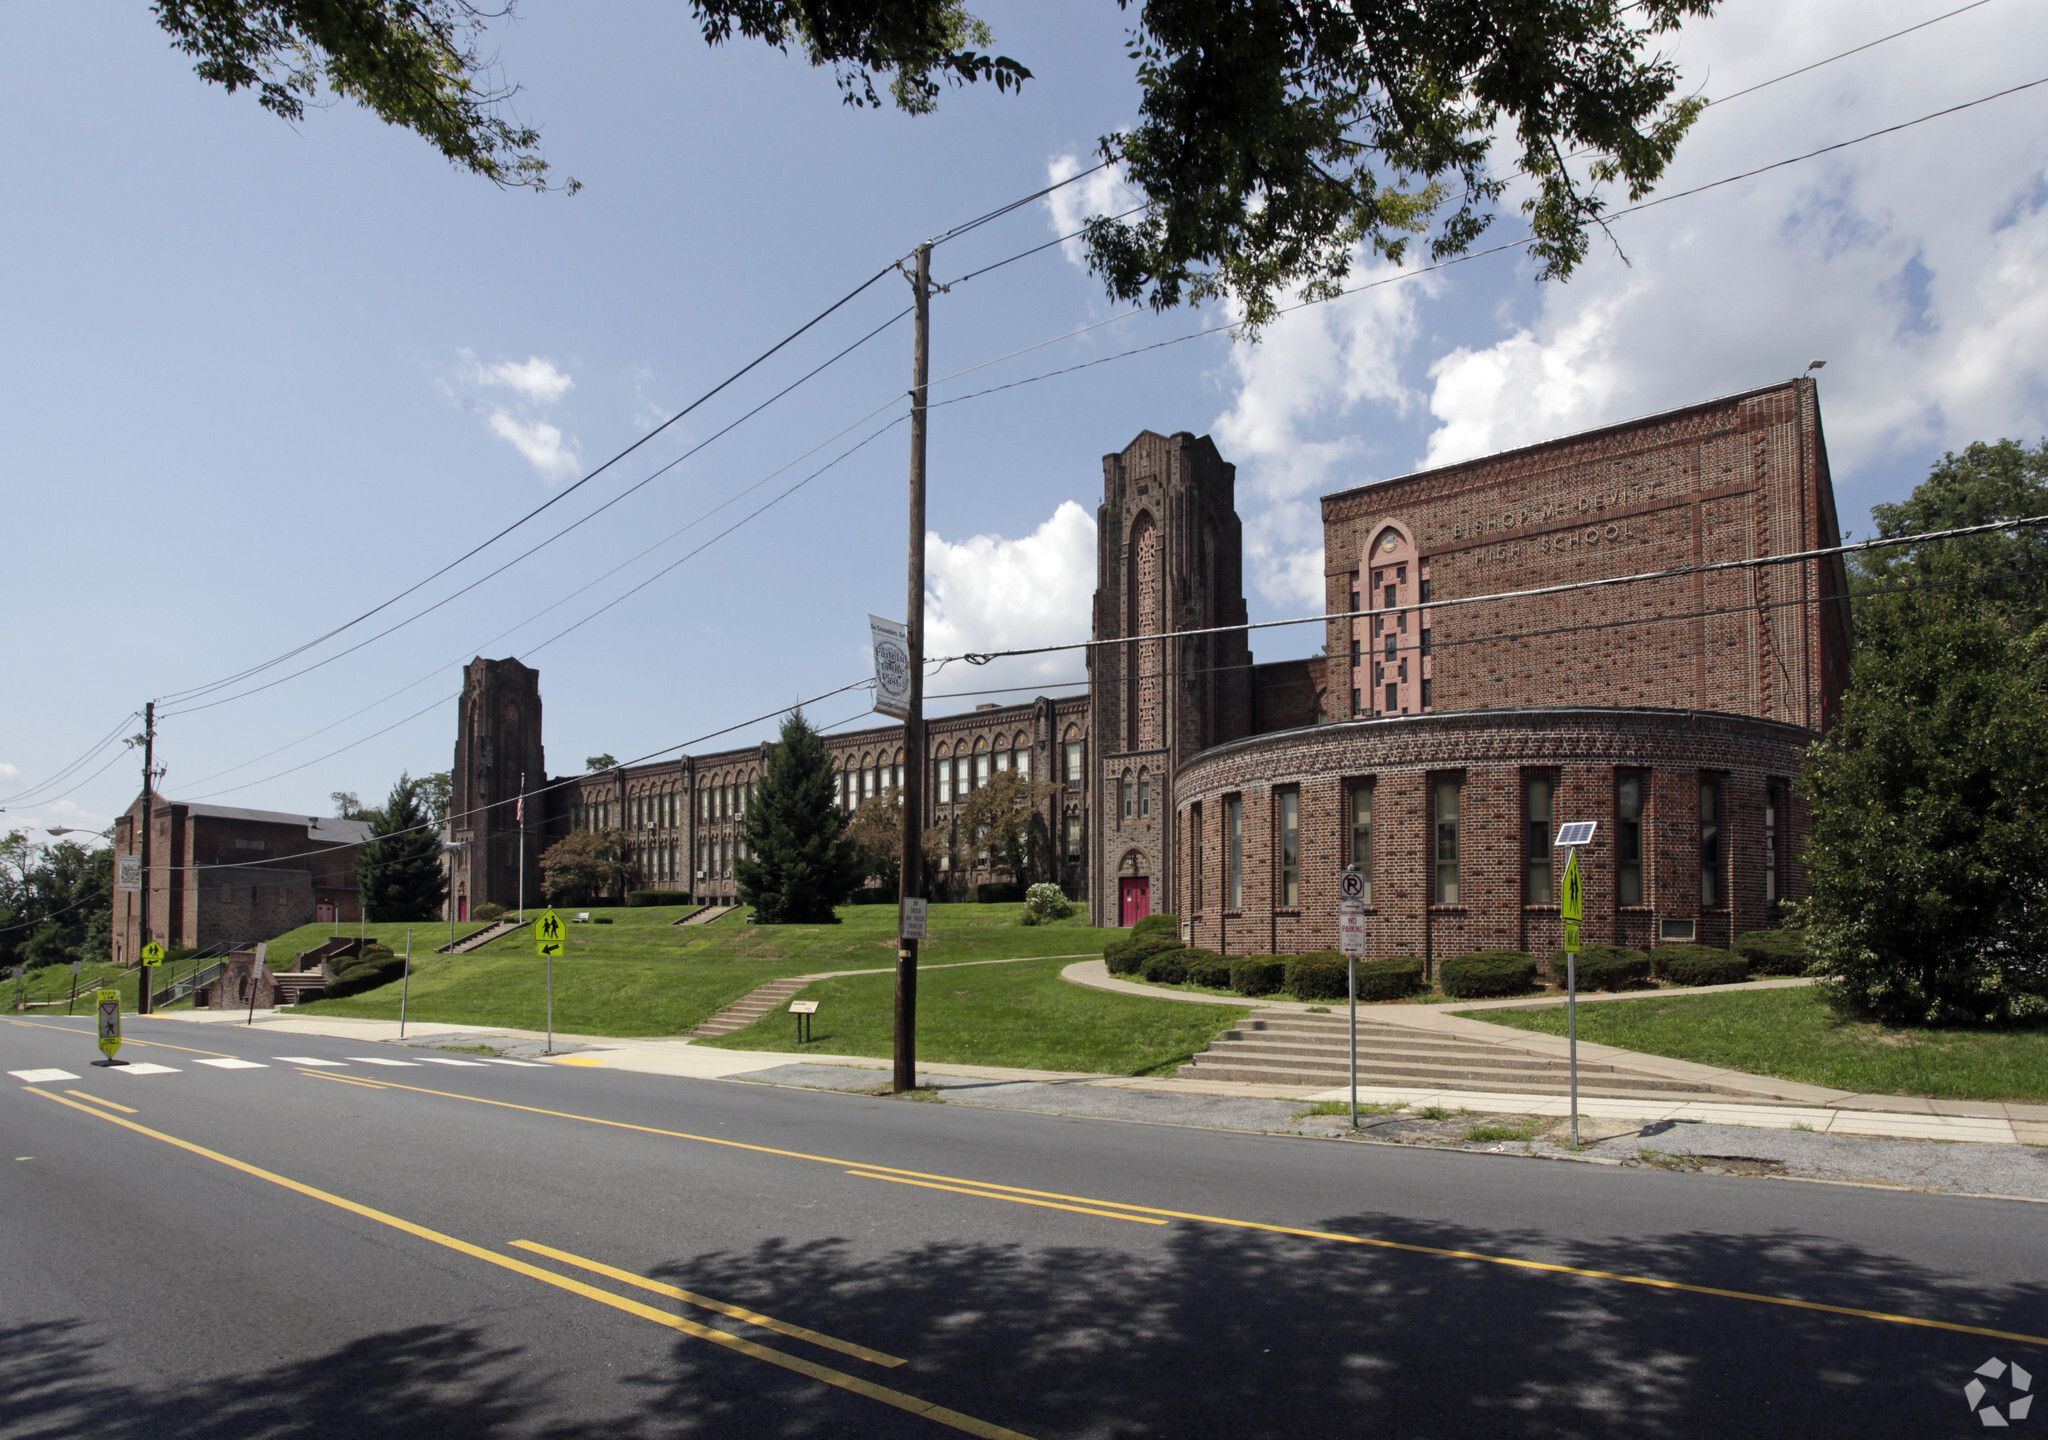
441, 838, 469, 946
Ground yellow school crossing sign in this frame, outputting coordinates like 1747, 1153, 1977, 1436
535, 910, 565, 957
1560, 849, 1584, 955
140, 941, 165, 967
96, 989, 123, 1059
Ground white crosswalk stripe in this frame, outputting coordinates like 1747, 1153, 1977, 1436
344, 1057, 421, 1067
193, 1058, 268, 1069
274, 1057, 346, 1066
10, 1069, 79, 1083
474, 1057, 548, 1067
411, 1056, 489, 1066
110, 1063, 180, 1077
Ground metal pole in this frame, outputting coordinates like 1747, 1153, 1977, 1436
398, 928, 413, 1038
517, 772, 526, 924
892, 240, 931, 1095
1348, 953, 1358, 1129
545, 946, 554, 1056
1567, 845, 1580, 1148
137, 701, 155, 1015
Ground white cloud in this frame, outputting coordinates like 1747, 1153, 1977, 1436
1211, 259, 1435, 607
486, 411, 581, 482
1044, 153, 1143, 267
1416, 2, 2048, 489
471, 354, 575, 405
0, 761, 18, 781
923, 501, 1097, 704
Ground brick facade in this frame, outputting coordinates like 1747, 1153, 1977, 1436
454, 379, 1846, 941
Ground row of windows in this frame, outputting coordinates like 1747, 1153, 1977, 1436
841, 763, 906, 811
1192, 772, 1786, 913
934, 747, 1031, 804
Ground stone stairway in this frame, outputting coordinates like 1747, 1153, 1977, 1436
687, 975, 814, 1039
680, 903, 746, 927
436, 918, 527, 955
1180, 1012, 1776, 1101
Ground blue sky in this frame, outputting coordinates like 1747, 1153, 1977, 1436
6, 0, 2048, 835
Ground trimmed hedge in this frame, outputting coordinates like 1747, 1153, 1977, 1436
627, 890, 693, 907
1180, 949, 1231, 989
473, 902, 505, 922
1733, 928, 1807, 976
1229, 957, 1287, 996
1652, 944, 1749, 988
326, 949, 405, 999
1140, 948, 1190, 985
1356, 955, 1425, 1001
971, 882, 1027, 905
1440, 950, 1539, 999
1131, 913, 1179, 941
1104, 932, 1185, 976
1285, 953, 1350, 1001
1549, 945, 1652, 992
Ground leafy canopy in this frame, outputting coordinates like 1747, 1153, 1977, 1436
1801, 439, 2048, 1025
954, 768, 1056, 883
157, 0, 1717, 329
736, 709, 864, 924
0, 835, 113, 971
356, 772, 449, 922
541, 827, 636, 902
843, 789, 906, 893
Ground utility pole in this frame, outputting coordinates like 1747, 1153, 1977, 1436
137, 701, 155, 1016
893, 241, 932, 1095
517, 771, 527, 924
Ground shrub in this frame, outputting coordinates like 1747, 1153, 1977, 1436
473, 902, 505, 922
1356, 955, 1424, 1001
971, 882, 1027, 905
1549, 946, 1652, 992
1285, 953, 1350, 1000
1229, 956, 1287, 996
1140, 948, 1190, 985
1016, 908, 1041, 926
325, 956, 405, 999
1131, 913, 1179, 941
1734, 928, 1808, 975
1104, 932, 1182, 975
1023, 882, 1074, 919
1652, 944, 1749, 988
1180, 949, 1231, 988
626, 890, 692, 907
1440, 951, 1539, 999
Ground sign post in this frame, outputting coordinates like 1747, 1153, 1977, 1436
1338, 866, 1367, 1129
67, 958, 82, 1016
535, 909, 565, 1055
397, 930, 414, 1039
94, 989, 127, 1067
1554, 821, 1595, 1147
139, 941, 164, 1014
246, 942, 268, 1026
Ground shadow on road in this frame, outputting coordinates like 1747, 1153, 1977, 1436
5, 1211, 2036, 1437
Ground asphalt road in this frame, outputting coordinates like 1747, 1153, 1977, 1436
4, 1012, 2043, 1439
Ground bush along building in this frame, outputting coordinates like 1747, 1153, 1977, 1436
449, 378, 1846, 959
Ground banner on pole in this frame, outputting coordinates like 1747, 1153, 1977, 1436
117, 855, 142, 892
869, 615, 912, 719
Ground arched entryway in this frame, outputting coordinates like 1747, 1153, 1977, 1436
1118, 849, 1151, 927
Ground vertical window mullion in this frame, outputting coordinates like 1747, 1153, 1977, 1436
1279, 790, 1299, 908
1350, 784, 1373, 906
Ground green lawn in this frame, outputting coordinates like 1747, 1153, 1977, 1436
259, 918, 495, 960
1472, 986, 2048, 1103
698, 953, 1248, 1076
12, 961, 138, 1012
290, 903, 1111, 1038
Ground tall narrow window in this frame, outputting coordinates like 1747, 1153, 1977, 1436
1014, 751, 1029, 781
1764, 785, 1781, 906
1700, 778, 1724, 908
1349, 784, 1373, 905
1433, 778, 1461, 905
1226, 797, 1244, 910
1064, 813, 1082, 860
1420, 678, 1433, 710
1525, 776, 1555, 905
1279, 790, 1300, 907
1121, 779, 1135, 819
975, 752, 990, 789
1617, 774, 1645, 906
1189, 802, 1203, 903
1065, 740, 1083, 786
1350, 638, 1361, 667
1138, 777, 1151, 817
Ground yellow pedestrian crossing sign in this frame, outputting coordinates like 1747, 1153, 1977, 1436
96, 990, 122, 1058
1560, 849, 1584, 955
535, 910, 565, 957
140, 941, 165, 967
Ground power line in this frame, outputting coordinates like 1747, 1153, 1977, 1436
0, 712, 139, 809
1705, 1, 1995, 109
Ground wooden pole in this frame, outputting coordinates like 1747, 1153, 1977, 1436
137, 701, 155, 1016
893, 241, 931, 1095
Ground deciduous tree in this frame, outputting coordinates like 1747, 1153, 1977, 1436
540, 827, 636, 902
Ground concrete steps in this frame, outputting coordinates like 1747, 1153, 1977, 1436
688, 975, 813, 1038
436, 919, 526, 955
681, 903, 745, 927
1179, 1014, 1768, 1100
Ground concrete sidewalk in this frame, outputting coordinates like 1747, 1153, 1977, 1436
149, 1004, 2045, 1147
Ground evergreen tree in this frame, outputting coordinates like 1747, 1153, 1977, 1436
736, 710, 863, 924
356, 773, 448, 922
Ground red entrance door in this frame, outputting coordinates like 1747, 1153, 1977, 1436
457, 895, 469, 922
1119, 877, 1150, 928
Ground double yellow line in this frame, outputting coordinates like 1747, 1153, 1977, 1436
23, 1086, 1032, 1439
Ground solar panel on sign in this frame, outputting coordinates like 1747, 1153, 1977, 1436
1554, 821, 1597, 847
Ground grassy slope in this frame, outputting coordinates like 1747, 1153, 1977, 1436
1473, 986, 2048, 1103
291, 903, 1109, 1038
698, 953, 1249, 1076
259, 919, 494, 959
13, 961, 139, 1011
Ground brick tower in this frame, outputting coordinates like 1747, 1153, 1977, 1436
448, 656, 546, 919
1088, 431, 1253, 928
